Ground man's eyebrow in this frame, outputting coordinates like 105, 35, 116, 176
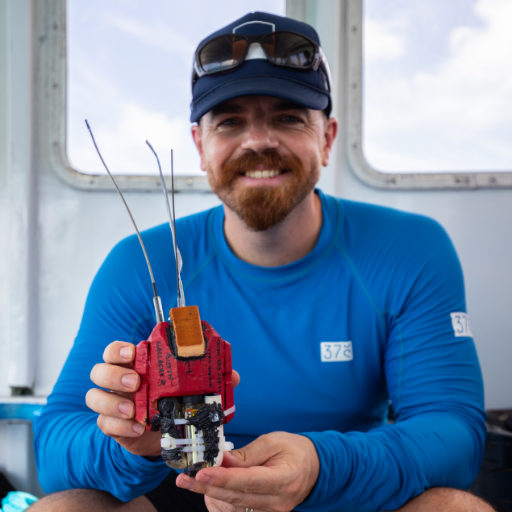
208, 100, 312, 119
272, 101, 312, 118
209, 104, 244, 117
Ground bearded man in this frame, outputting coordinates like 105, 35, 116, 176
33, 12, 492, 512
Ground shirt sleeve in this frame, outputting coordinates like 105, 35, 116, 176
33, 235, 172, 502
299, 217, 486, 512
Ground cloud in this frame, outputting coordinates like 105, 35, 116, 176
69, 102, 202, 176
363, 18, 406, 62
109, 16, 196, 58
363, 0, 512, 172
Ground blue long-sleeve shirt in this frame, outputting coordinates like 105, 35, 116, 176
34, 190, 486, 511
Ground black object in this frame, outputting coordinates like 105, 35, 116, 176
0, 471, 15, 500
188, 402, 224, 465
471, 410, 512, 512
152, 398, 182, 462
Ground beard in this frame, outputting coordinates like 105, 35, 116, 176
206, 149, 320, 232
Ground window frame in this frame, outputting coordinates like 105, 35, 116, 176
346, 0, 512, 190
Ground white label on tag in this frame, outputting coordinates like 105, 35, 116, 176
320, 342, 353, 362
450, 312, 473, 337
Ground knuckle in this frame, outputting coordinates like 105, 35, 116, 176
96, 414, 107, 431
103, 342, 118, 362
226, 492, 244, 507
90, 363, 101, 382
85, 388, 96, 408
259, 433, 274, 448
286, 480, 302, 496
243, 478, 261, 494
233, 448, 247, 462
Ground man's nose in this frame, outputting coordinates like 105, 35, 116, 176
240, 121, 279, 153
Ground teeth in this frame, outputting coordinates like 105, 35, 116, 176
244, 170, 281, 179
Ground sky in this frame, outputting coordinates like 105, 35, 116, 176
363, 0, 512, 173
67, 0, 286, 176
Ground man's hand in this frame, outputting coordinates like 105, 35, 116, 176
86, 341, 162, 456
176, 432, 320, 512
86, 340, 241, 457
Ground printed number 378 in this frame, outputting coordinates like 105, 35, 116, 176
320, 342, 353, 362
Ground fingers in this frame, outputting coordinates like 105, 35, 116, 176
196, 466, 280, 495
97, 413, 145, 437
103, 341, 135, 368
200, 482, 269, 511
90, 362, 140, 393
204, 496, 246, 512
176, 468, 277, 510
231, 370, 240, 388
86, 388, 134, 419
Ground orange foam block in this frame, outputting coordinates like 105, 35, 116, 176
170, 305, 205, 358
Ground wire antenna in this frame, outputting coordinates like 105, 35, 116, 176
85, 120, 165, 323
146, 142, 185, 308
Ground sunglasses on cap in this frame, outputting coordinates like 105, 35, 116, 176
192, 30, 332, 92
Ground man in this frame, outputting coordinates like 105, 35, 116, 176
33, 12, 491, 512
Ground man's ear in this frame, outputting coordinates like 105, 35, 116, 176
321, 117, 338, 167
191, 123, 206, 172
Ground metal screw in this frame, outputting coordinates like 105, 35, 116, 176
186, 179, 193, 186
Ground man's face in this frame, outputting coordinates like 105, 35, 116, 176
191, 95, 337, 231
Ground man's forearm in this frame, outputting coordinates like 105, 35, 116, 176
33, 409, 170, 501
300, 411, 485, 511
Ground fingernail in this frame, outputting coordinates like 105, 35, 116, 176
177, 478, 194, 490
132, 422, 144, 435
120, 346, 132, 359
122, 373, 137, 389
196, 473, 213, 485
119, 401, 133, 416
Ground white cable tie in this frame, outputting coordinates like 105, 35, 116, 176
161, 437, 176, 449
174, 438, 205, 446
223, 405, 236, 417
173, 418, 188, 425
182, 446, 205, 453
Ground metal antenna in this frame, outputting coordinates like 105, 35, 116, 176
146, 142, 185, 308
85, 120, 165, 324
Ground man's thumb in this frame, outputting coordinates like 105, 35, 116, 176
222, 437, 273, 468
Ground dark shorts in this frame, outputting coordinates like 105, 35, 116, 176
145, 471, 207, 512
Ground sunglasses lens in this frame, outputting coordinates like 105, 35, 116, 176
199, 35, 247, 73
263, 32, 316, 68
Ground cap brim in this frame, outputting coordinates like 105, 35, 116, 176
190, 75, 330, 123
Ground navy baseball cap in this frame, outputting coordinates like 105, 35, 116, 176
190, 12, 332, 123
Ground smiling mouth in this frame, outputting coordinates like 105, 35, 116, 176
242, 169, 287, 179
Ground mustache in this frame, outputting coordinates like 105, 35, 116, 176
219, 150, 304, 184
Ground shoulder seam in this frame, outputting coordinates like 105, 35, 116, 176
334, 241, 405, 413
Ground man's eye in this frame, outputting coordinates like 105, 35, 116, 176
219, 118, 240, 126
281, 115, 301, 123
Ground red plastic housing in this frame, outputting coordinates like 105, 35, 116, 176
133, 320, 234, 430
